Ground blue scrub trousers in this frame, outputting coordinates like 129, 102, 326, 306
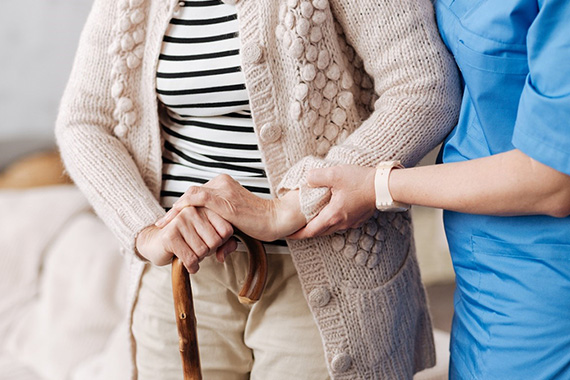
445, 219, 570, 379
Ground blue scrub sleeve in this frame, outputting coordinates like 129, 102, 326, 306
512, 0, 570, 176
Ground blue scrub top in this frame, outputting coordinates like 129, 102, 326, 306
434, 0, 570, 378
435, 0, 570, 246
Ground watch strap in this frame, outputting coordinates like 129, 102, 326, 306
374, 160, 409, 212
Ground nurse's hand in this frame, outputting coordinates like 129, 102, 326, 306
155, 174, 306, 242
289, 165, 377, 239
136, 207, 237, 273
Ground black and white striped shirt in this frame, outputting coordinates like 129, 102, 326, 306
156, 0, 288, 253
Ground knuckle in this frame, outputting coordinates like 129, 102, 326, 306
180, 206, 193, 215
218, 174, 234, 186
187, 264, 198, 274
186, 186, 198, 195
329, 215, 343, 226
161, 230, 176, 245
220, 224, 233, 239
186, 253, 198, 266
181, 257, 193, 271
171, 213, 184, 225
181, 207, 198, 218
327, 167, 339, 182
206, 235, 223, 249
195, 191, 208, 203
194, 244, 209, 258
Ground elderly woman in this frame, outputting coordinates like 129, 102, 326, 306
56, 0, 460, 379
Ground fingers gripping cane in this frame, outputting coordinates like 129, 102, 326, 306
171, 229, 268, 380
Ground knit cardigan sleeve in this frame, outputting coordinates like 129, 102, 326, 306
55, 0, 164, 257
276, 0, 461, 221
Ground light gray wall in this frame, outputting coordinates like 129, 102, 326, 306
0, 0, 93, 140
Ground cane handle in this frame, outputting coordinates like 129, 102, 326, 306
232, 228, 268, 304
172, 230, 268, 380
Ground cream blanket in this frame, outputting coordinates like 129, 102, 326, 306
0, 185, 128, 380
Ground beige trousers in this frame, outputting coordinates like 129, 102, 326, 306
132, 252, 329, 380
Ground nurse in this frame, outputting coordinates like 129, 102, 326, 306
288, 0, 570, 378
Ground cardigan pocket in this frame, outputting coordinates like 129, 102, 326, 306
342, 247, 433, 375
333, 212, 412, 291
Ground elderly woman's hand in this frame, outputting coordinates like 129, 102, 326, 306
155, 174, 306, 242
289, 165, 377, 239
136, 206, 236, 273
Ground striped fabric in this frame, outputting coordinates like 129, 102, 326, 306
156, 0, 288, 253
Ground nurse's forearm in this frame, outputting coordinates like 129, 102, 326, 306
390, 149, 570, 218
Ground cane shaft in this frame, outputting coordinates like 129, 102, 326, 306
171, 257, 202, 380
171, 230, 267, 380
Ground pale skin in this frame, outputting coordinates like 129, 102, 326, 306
137, 174, 306, 271
135, 206, 238, 273
138, 149, 570, 269
291, 149, 570, 239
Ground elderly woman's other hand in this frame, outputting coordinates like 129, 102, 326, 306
156, 174, 306, 242
289, 165, 377, 239
136, 206, 236, 273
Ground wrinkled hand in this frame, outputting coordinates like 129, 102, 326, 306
289, 165, 376, 239
136, 206, 236, 273
155, 174, 305, 242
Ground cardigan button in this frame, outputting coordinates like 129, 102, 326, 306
242, 42, 264, 65
113, 124, 128, 138
308, 287, 331, 308
331, 234, 345, 252
259, 123, 282, 143
330, 352, 352, 373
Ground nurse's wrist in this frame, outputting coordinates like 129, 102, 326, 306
386, 168, 408, 207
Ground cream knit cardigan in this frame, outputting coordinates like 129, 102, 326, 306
56, 0, 460, 378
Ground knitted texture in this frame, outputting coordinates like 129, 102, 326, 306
56, 0, 461, 378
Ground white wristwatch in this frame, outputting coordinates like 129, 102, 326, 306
374, 160, 410, 212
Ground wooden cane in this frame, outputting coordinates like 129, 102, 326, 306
171, 229, 268, 380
